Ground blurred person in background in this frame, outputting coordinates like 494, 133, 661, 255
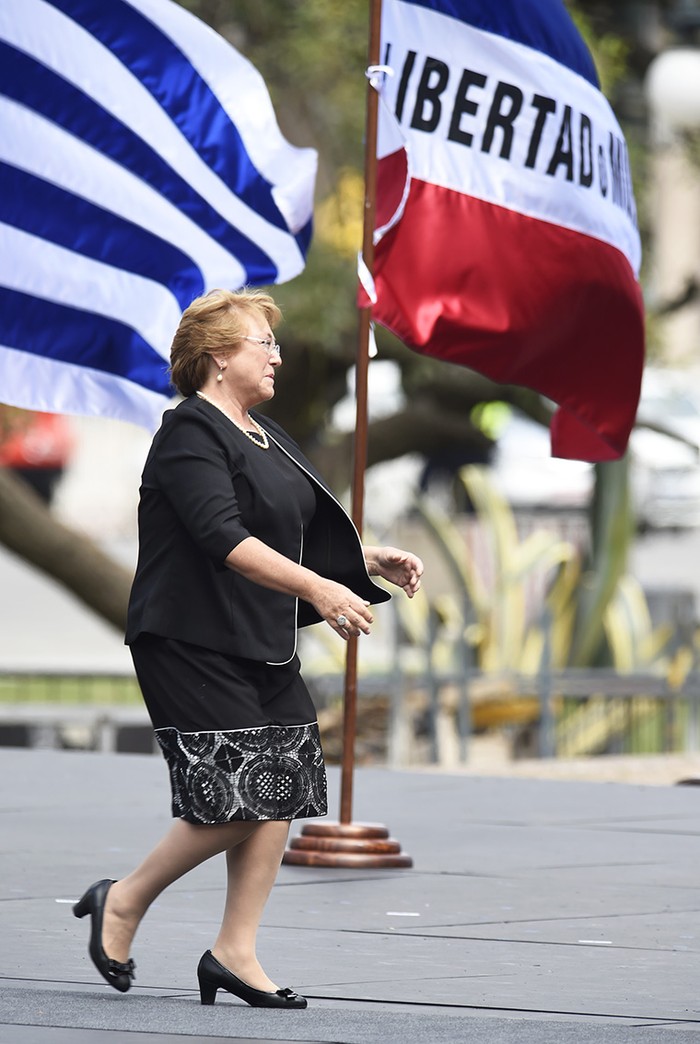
0, 409, 74, 504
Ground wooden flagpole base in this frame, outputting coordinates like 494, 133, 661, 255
283, 821, 413, 868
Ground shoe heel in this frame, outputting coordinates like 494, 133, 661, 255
199, 975, 218, 1006
72, 893, 91, 919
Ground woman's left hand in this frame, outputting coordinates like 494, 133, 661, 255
365, 545, 423, 598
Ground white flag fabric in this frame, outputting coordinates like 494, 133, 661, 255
0, 0, 317, 429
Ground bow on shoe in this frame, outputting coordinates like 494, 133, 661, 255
107, 957, 136, 983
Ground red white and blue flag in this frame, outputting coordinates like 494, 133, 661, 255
370, 0, 644, 461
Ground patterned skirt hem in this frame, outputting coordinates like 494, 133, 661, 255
155, 721, 328, 824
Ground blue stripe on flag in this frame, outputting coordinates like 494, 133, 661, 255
400, 0, 599, 87
294, 218, 313, 260
0, 163, 203, 311
0, 289, 173, 396
0, 41, 277, 286
48, 0, 292, 233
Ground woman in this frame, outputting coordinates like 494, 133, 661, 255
73, 288, 423, 1010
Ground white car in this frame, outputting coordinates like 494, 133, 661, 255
491, 391, 700, 530
632, 370, 700, 529
489, 412, 593, 511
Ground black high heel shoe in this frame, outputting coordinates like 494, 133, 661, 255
73, 879, 136, 993
197, 949, 307, 1009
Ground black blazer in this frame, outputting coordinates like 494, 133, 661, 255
125, 395, 390, 664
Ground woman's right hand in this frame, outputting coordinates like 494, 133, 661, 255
225, 538, 374, 639
309, 578, 374, 640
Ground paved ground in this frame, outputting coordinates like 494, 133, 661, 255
2, 748, 700, 1043
435, 746, 700, 786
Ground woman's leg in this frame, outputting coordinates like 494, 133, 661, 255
211, 819, 291, 991
100, 818, 259, 963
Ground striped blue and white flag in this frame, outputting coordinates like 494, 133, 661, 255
0, 0, 317, 429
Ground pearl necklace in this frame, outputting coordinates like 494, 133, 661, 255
196, 391, 269, 449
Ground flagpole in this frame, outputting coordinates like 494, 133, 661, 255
284, 0, 411, 869
339, 3, 381, 827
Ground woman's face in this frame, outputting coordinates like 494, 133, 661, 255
222, 313, 282, 409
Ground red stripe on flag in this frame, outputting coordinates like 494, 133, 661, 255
370, 179, 644, 461
376, 147, 409, 231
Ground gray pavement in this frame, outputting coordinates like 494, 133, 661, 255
1, 749, 700, 1042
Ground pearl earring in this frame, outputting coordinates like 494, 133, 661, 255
216, 371, 223, 382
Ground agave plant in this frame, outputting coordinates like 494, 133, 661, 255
415, 465, 580, 675
412, 464, 689, 756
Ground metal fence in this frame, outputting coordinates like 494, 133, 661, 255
0, 671, 153, 753
1, 667, 699, 765
308, 666, 700, 766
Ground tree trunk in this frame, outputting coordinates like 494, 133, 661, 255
307, 404, 494, 492
0, 468, 132, 632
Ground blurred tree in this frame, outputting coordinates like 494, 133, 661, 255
0, 461, 131, 629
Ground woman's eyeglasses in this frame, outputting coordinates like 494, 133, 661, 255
243, 336, 282, 359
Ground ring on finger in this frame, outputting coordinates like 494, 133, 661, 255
336, 614, 348, 628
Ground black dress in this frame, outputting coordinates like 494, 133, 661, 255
130, 431, 327, 825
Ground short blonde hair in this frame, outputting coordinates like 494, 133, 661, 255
169, 288, 282, 397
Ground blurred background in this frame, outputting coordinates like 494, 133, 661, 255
4, 0, 700, 773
